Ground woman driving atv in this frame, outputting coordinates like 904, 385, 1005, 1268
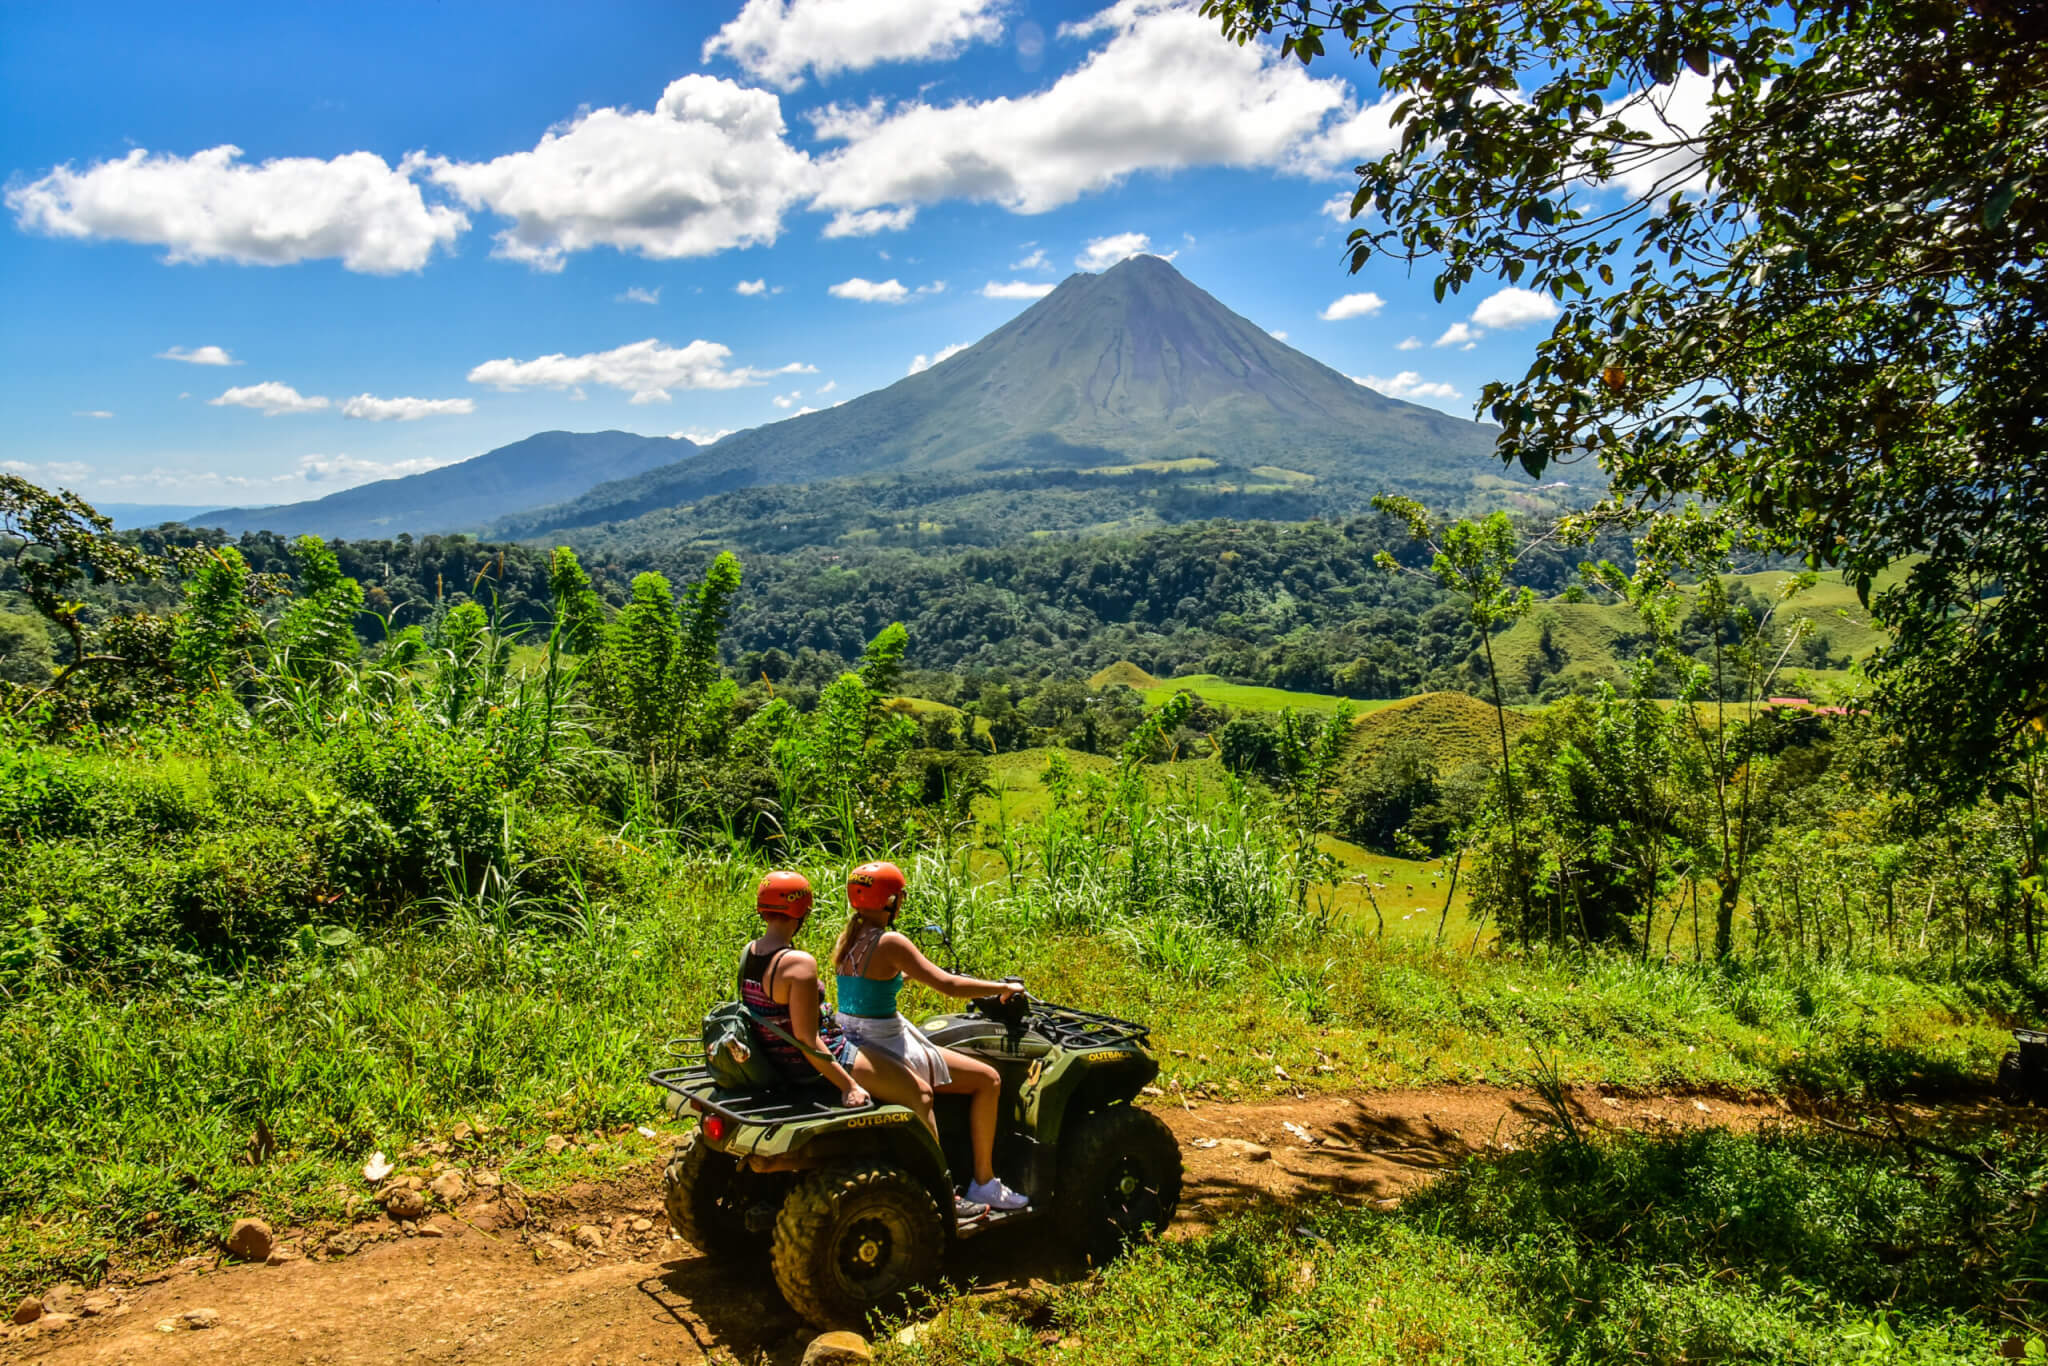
834, 860, 1030, 1214
741, 871, 873, 1109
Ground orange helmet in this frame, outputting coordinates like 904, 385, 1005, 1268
756, 870, 814, 920
847, 861, 907, 913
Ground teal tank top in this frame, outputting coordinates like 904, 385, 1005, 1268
836, 927, 904, 1019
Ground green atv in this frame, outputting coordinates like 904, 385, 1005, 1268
649, 992, 1183, 1328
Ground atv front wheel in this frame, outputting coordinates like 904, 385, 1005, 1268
1056, 1104, 1183, 1264
664, 1130, 773, 1255
771, 1164, 942, 1329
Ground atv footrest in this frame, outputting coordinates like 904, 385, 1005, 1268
954, 1203, 1039, 1239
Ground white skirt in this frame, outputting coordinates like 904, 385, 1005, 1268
839, 1013, 953, 1090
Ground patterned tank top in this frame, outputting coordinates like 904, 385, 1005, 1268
739, 943, 855, 1076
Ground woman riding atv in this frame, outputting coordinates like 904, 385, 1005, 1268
834, 861, 1031, 1214
741, 871, 872, 1108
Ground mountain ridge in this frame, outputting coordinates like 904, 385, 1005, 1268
182, 430, 696, 540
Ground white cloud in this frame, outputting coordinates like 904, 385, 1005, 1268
1268, 330, 1288, 341
1076, 231, 1173, 270
1396, 336, 1423, 351
703, 0, 1008, 92
419, 76, 812, 270
157, 344, 238, 366
818, 379, 837, 393
295, 453, 451, 484
917, 280, 946, 294
1291, 91, 1407, 175
908, 342, 970, 374
1010, 247, 1049, 270
1470, 286, 1559, 329
2, 460, 94, 483
807, 2, 1346, 222
617, 286, 661, 305
1357, 371, 1463, 402
670, 427, 737, 445
1601, 70, 1720, 197
467, 337, 809, 404
736, 278, 769, 295
772, 390, 802, 409
208, 381, 331, 416
822, 206, 916, 237
829, 276, 909, 303
339, 394, 477, 421
1434, 322, 1481, 348
981, 279, 1056, 300
8, 146, 465, 274
73, 410, 114, 419
1319, 292, 1385, 321
1320, 192, 1354, 221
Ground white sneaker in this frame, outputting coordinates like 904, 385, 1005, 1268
966, 1178, 1029, 1212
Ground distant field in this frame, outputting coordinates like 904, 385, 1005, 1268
1132, 673, 1401, 718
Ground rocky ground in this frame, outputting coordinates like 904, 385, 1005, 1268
1, 1085, 1807, 1365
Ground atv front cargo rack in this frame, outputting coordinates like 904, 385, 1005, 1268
1013, 1000, 1152, 1051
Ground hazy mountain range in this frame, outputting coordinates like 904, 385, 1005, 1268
178, 257, 1501, 544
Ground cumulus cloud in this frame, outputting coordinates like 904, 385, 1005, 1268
158, 345, 238, 366
981, 279, 1056, 300
7, 146, 465, 274
1434, 322, 1480, 348
1470, 285, 1560, 329
818, 379, 837, 393
467, 338, 809, 404
822, 206, 916, 237
908, 342, 970, 374
703, 0, 1008, 91
1320, 192, 1354, 221
772, 390, 803, 409
1269, 330, 1288, 341
1, 459, 94, 483
1396, 336, 1423, 351
419, 76, 812, 270
1319, 292, 1385, 321
1601, 70, 1720, 197
208, 382, 331, 416
829, 276, 909, 303
735, 278, 770, 295
339, 394, 477, 421
1357, 371, 1463, 402
807, 2, 1346, 223
1010, 247, 1049, 270
296, 453, 452, 483
617, 286, 661, 305
73, 410, 114, 419
1290, 91, 1407, 175
671, 427, 737, 445
1075, 231, 1172, 270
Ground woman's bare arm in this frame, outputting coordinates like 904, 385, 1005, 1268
877, 933, 1018, 1000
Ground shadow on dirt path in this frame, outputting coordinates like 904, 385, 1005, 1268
0, 1084, 1853, 1365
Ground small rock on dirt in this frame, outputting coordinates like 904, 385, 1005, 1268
630, 1218, 653, 1234
416, 1223, 445, 1238
224, 1217, 273, 1262
78, 1294, 115, 1318
802, 1330, 874, 1364
383, 1187, 427, 1222
181, 1308, 221, 1329
266, 1247, 300, 1267
13, 1297, 42, 1325
572, 1225, 605, 1251
37, 1312, 77, 1332
1215, 1138, 1272, 1162
429, 1171, 467, 1204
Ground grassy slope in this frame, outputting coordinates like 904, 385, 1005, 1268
1134, 674, 1402, 718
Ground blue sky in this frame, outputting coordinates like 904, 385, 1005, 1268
0, 0, 1572, 509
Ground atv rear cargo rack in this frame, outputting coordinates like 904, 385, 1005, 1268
649, 1037, 871, 1128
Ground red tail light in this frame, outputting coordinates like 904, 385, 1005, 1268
703, 1115, 728, 1142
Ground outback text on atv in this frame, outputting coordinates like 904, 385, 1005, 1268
649, 991, 1183, 1329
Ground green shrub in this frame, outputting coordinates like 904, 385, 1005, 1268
324, 717, 512, 904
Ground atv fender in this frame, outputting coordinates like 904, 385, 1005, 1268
728, 1105, 955, 1226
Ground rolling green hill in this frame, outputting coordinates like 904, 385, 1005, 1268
499, 256, 1505, 538
1351, 691, 1536, 768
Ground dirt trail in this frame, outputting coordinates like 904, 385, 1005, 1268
6, 1086, 1796, 1366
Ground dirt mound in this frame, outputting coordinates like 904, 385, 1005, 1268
1351, 691, 1534, 769
1088, 661, 1161, 691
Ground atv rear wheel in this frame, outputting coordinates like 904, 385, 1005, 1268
1055, 1104, 1182, 1264
1999, 1050, 2035, 1105
664, 1130, 772, 1255
770, 1164, 942, 1329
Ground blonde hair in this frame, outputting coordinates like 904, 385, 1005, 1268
831, 903, 896, 973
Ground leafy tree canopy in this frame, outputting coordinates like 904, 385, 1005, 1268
1205, 0, 2045, 790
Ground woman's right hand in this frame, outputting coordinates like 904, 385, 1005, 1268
842, 1085, 871, 1108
